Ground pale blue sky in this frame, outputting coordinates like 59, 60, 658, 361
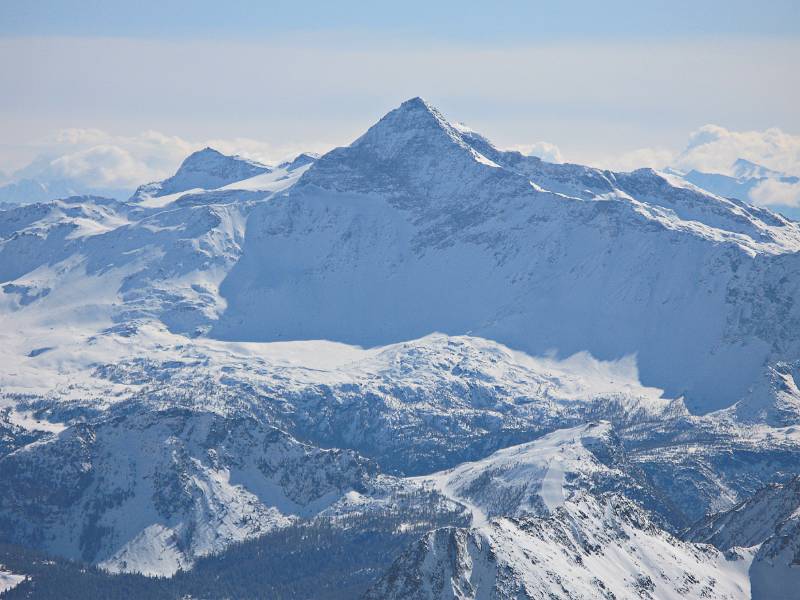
1, 0, 799, 207
2, 1, 799, 39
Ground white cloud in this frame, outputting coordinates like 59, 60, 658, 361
13, 129, 194, 191
5, 128, 331, 198
586, 147, 675, 172
55, 128, 116, 146
674, 124, 800, 176
47, 145, 148, 187
749, 179, 800, 208
508, 142, 563, 163
579, 125, 800, 180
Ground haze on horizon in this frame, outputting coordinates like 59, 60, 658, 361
1, 0, 799, 213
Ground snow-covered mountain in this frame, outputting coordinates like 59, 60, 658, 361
0, 404, 384, 576
688, 476, 800, 600
412, 422, 676, 526
4, 99, 799, 417
130, 147, 272, 202
0, 153, 314, 338
215, 98, 800, 416
366, 495, 754, 600
1, 98, 799, 597
0, 178, 78, 205
367, 425, 754, 599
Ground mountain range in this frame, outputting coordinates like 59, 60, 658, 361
669, 158, 800, 216
0, 98, 799, 599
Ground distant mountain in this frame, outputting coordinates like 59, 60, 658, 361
730, 158, 788, 180
129, 147, 272, 201
669, 158, 800, 219
0, 178, 78, 205
0, 176, 133, 206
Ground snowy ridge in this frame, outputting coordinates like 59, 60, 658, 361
417, 423, 630, 522
366, 493, 754, 600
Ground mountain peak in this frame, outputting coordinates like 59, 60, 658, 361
731, 157, 784, 180
278, 152, 319, 172
341, 96, 500, 169
396, 96, 437, 114
131, 148, 271, 200
357, 96, 454, 148
296, 97, 506, 198
177, 147, 267, 175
